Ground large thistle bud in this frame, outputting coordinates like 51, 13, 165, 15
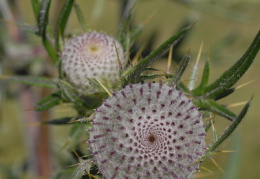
89, 82, 206, 179
61, 31, 126, 94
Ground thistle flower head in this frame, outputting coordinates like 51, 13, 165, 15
89, 82, 206, 179
61, 31, 126, 94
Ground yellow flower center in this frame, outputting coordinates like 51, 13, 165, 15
87, 44, 102, 56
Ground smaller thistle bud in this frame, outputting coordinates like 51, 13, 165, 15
89, 82, 206, 179
61, 31, 126, 94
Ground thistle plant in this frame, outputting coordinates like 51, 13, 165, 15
89, 82, 206, 178
61, 31, 126, 95
0, 0, 259, 179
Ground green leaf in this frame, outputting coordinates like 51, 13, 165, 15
122, 23, 195, 84
196, 30, 260, 98
192, 60, 210, 94
140, 74, 164, 81
35, 92, 62, 111
42, 35, 59, 64
214, 88, 235, 101
37, 0, 59, 63
168, 53, 190, 86
73, 2, 88, 32
178, 82, 190, 94
37, 0, 51, 35
193, 99, 236, 121
31, 0, 41, 19
207, 98, 251, 153
43, 117, 75, 125
54, 0, 74, 51
0, 75, 57, 88
144, 67, 160, 71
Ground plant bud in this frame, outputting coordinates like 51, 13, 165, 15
62, 31, 126, 94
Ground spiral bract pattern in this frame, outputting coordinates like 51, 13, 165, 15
89, 83, 206, 179
61, 31, 126, 94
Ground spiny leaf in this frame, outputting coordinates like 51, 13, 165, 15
168, 53, 190, 86
36, 91, 60, 105
0, 75, 57, 88
199, 60, 210, 89
207, 98, 252, 153
55, 0, 74, 51
193, 99, 236, 121
74, 2, 88, 32
122, 23, 195, 84
195, 30, 260, 99
35, 91, 62, 111
37, 0, 51, 35
192, 60, 210, 94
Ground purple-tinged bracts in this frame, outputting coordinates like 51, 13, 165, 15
89, 83, 206, 179
61, 31, 126, 94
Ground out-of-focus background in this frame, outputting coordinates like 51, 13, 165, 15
0, 0, 259, 179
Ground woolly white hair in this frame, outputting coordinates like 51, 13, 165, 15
89, 82, 206, 179
61, 31, 126, 94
